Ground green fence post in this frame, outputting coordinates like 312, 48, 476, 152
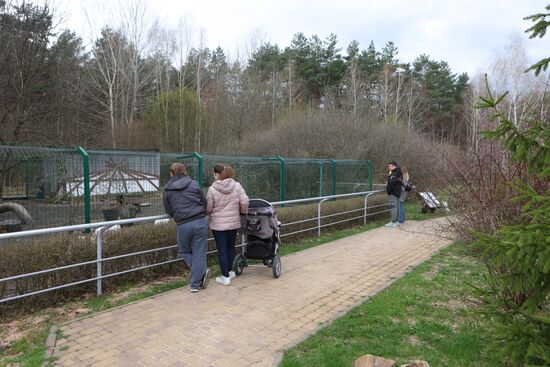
276, 156, 285, 202
368, 160, 373, 191
77, 147, 91, 228
192, 152, 203, 188
319, 162, 324, 197
243, 163, 249, 192
329, 158, 337, 196
25, 159, 29, 199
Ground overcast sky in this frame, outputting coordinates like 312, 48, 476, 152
55, 0, 548, 77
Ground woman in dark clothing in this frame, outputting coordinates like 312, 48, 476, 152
163, 163, 211, 293
385, 161, 402, 227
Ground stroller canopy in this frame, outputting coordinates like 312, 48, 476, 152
241, 199, 279, 239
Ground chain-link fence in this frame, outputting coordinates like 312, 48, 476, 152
0, 145, 86, 230
0, 146, 372, 230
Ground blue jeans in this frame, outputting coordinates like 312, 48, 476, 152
213, 229, 238, 277
399, 201, 405, 223
177, 218, 208, 289
389, 195, 400, 223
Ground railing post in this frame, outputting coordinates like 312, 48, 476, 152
329, 158, 337, 196
318, 198, 328, 237
96, 227, 105, 296
77, 147, 91, 229
364, 193, 372, 225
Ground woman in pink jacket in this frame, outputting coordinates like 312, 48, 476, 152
206, 164, 249, 286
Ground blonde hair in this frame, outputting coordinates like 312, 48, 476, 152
213, 164, 234, 180
170, 163, 187, 176
402, 165, 410, 181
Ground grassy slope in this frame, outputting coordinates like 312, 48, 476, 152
281, 243, 502, 367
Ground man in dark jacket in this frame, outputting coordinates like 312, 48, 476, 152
385, 161, 402, 227
163, 163, 210, 293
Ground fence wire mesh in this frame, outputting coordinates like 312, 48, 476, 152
0, 146, 372, 231
0, 145, 85, 230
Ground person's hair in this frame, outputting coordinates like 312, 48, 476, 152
170, 163, 187, 176
401, 165, 408, 175
388, 161, 398, 167
213, 164, 234, 180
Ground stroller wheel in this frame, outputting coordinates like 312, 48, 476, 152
233, 254, 246, 275
272, 255, 281, 278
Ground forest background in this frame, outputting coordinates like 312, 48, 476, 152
1, 0, 548, 177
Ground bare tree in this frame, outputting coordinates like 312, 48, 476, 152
382, 64, 391, 124
86, 27, 125, 148
176, 18, 192, 151
194, 29, 206, 152
489, 33, 539, 127
118, 0, 156, 132
148, 20, 177, 150
0, 1, 53, 146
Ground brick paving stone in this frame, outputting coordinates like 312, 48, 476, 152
52, 218, 450, 367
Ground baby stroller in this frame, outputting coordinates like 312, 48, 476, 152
417, 192, 442, 213
234, 199, 282, 278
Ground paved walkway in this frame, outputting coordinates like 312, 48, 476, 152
52, 218, 451, 367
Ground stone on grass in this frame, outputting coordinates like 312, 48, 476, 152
400, 361, 430, 367
354, 354, 396, 367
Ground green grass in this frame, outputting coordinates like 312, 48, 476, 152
0, 323, 52, 367
280, 243, 502, 367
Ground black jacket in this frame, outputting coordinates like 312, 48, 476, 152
163, 175, 206, 224
386, 167, 403, 198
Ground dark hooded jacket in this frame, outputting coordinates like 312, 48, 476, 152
386, 167, 403, 198
163, 175, 206, 224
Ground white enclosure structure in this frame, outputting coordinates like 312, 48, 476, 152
64, 169, 160, 197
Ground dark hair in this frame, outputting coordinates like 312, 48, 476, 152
388, 161, 398, 166
213, 164, 234, 180
170, 163, 187, 176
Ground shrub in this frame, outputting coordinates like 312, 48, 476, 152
0, 193, 390, 311
219, 110, 456, 189
469, 83, 550, 365
434, 137, 528, 241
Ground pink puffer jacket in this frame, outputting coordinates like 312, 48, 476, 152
206, 179, 249, 231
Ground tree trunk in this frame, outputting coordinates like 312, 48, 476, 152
109, 84, 117, 149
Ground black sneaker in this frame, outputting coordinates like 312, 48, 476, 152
201, 268, 211, 289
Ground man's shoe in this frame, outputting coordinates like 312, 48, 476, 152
229, 271, 236, 280
215, 275, 231, 286
384, 222, 394, 227
201, 268, 211, 289
190, 288, 199, 293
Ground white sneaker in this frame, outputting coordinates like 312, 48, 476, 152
215, 275, 231, 286
229, 271, 236, 280
384, 222, 394, 227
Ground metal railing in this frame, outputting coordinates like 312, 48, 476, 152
0, 190, 389, 303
